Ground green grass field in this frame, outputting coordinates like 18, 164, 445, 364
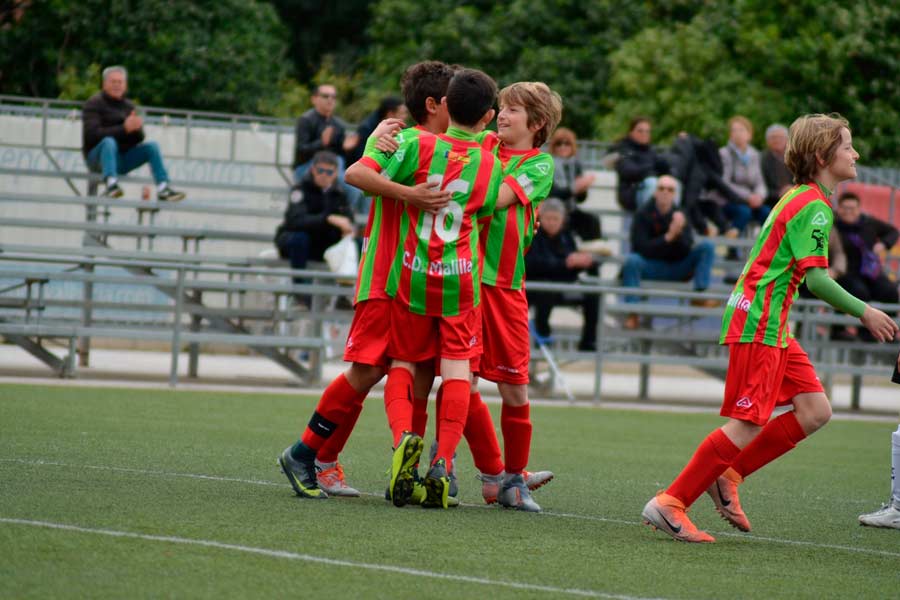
1, 383, 898, 599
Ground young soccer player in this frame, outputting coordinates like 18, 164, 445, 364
642, 113, 899, 542
467, 82, 562, 512
276, 61, 455, 500
366, 68, 503, 509
858, 353, 900, 529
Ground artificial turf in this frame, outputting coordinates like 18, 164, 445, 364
1, 383, 898, 599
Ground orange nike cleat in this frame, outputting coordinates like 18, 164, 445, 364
707, 473, 751, 532
642, 492, 715, 543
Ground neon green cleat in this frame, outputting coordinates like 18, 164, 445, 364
389, 432, 424, 507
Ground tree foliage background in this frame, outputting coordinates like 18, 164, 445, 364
1, 0, 898, 164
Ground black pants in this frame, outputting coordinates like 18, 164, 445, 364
836, 272, 899, 305
528, 289, 599, 348
568, 208, 602, 241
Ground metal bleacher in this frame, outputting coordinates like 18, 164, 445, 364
1, 95, 899, 407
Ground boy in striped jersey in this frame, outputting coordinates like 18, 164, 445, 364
643, 114, 899, 542
277, 61, 455, 500
466, 82, 562, 512
372, 68, 503, 509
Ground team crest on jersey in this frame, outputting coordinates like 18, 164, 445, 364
811, 229, 825, 251
811, 211, 828, 226
535, 162, 550, 175
445, 150, 471, 164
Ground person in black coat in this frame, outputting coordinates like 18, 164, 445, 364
276, 151, 355, 280
620, 175, 716, 328
613, 117, 670, 212
524, 198, 599, 352
834, 192, 899, 317
82, 65, 184, 201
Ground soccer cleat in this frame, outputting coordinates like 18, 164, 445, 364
278, 447, 327, 499
428, 441, 458, 497
157, 186, 186, 202
642, 493, 715, 543
389, 432, 424, 507
524, 469, 554, 493
103, 182, 124, 198
706, 475, 751, 532
858, 502, 900, 529
498, 473, 542, 512
477, 471, 503, 504
422, 458, 451, 509
315, 461, 360, 497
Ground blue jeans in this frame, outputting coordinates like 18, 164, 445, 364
294, 156, 367, 218
622, 240, 715, 303
86, 137, 169, 183
723, 202, 771, 233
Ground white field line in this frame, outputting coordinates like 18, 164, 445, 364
0, 517, 664, 600
3, 457, 900, 560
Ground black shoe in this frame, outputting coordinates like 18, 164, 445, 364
278, 446, 327, 499
157, 186, 186, 202
103, 182, 124, 198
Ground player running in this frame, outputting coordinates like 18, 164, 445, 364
276, 61, 455, 500
642, 113, 899, 542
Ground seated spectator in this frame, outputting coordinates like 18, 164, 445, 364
621, 175, 717, 329
711, 115, 770, 236
275, 151, 355, 285
525, 198, 599, 352
760, 123, 793, 207
548, 127, 601, 240
345, 96, 408, 165
82, 66, 185, 201
833, 192, 899, 340
292, 84, 363, 212
613, 117, 670, 212
668, 133, 742, 236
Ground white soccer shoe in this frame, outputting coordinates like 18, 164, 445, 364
858, 502, 900, 529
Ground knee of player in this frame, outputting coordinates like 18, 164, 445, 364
348, 363, 384, 389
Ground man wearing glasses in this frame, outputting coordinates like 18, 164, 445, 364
621, 174, 717, 329
292, 84, 360, 182
275, 151, 355, 290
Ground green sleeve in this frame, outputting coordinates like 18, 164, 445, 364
506, 153, 554, 207
788, 200, 833, 265
363, 127, 417, 172
379, 136, 419, 184
805, 267, 866, 318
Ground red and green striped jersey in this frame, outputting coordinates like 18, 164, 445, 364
720, 183, 834, 347
383, 126, 501, 316
478, 132, 554, 290
353, 126, 430, 304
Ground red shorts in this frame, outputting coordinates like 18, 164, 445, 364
720, 338, 824, 426
480, 285, 530, 384
343, 299, 392, 367
389, 302, 482, 363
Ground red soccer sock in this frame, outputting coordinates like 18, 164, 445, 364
435, 379, 470, 466
412, 395, 429, 438
384, 367, 415, 447
463, 391, 504, 475
300, 374, 365, 452
666, 428, 742, 507
316, 391, 366, 464
730, 411, 807, 479
501, 403, 532, 475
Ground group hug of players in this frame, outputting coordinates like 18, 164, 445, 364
277, 61, 900, 538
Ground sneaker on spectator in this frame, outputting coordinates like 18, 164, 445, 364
157, 185, 186, 202
103, 182, 124, 198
